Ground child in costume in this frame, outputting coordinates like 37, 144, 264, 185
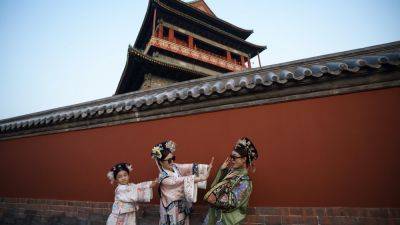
151, 140, 214, 225
106, 162, 157, 225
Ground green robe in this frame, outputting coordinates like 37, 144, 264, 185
204, 167, 252, 225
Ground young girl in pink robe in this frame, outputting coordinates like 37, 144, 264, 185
151, 140, 213, 225
106, 162, 157, 225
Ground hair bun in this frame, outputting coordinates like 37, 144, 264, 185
234, 137, 259, 165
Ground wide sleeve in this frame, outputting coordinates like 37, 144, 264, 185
134, 181, 153, 202
174, 163, 194, 176
174, 163, 199, 176
115, 183, 153, 203
196, 164, 209, 190
174, 163, 209, 189
213, 179, 252, 212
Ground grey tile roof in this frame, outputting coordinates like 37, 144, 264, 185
1, 42, 399, 135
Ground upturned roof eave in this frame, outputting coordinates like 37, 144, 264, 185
133, 0, 155, 50
115, 46, 209, 94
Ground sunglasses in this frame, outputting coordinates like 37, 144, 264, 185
163, 156, 176, 164
230, 155, 244, 160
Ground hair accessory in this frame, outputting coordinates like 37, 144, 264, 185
106, 163, 132, 184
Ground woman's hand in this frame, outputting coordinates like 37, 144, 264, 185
150, 179, 158, 188
220, 157, 231, 170
206, 193, 217, 204
207, 157, 214, 175
195, 157, 215, 183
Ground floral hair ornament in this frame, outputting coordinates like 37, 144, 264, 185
151, 140, 177, 172
106, 163, 133, 184
151, 145, 163, 160
165, 140, 176, 152
151, 140, 176, 160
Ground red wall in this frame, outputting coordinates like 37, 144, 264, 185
1, 88, 399, 207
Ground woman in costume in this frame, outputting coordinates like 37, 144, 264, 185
106, 162, 157, 225
203, 137, 259, 225
151, 140, 214, 225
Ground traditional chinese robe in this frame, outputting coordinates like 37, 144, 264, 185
203, 168, 252, 225
158, 163, 208, 225
106, 181, 153, 225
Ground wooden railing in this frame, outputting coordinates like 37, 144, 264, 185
148, 36, 245, 72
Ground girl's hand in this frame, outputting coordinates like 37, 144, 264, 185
220, 157, 231, 170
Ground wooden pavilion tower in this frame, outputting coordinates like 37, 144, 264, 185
116, 0, 266, 94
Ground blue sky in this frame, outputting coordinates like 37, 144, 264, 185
0, 0, 399, 120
